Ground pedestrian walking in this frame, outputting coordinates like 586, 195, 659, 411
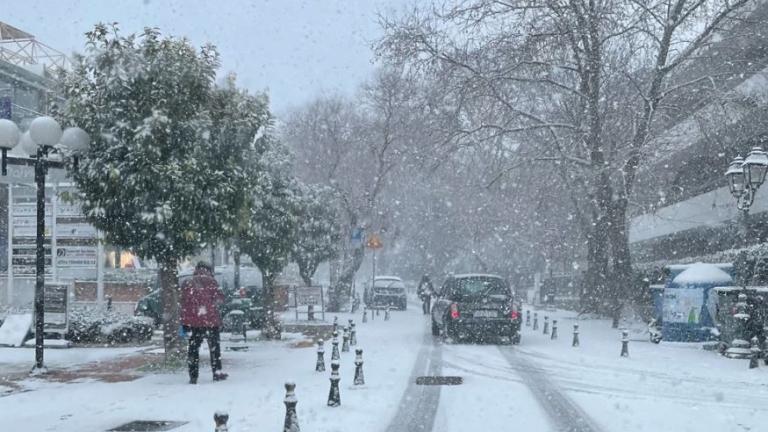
417, 274, 434, 315
181, 261, 228, 384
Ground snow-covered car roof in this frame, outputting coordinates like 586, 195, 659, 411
374, 280, 406, 289
374, 276, 402, 281
449, 273, 504, 280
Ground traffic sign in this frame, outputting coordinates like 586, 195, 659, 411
366, 233, 383, 249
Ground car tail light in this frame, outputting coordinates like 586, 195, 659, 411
450, 303, 460, 319
510, 306, 519, 320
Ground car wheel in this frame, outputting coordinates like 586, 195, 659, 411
511, 332, 521, 345
431, 319, 440, 336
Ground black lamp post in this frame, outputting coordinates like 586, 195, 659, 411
0, 117, 89, 372
725, 147, 768, 242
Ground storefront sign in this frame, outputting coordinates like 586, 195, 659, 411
43, 283, 69, 334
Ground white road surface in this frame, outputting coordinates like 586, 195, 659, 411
3, 305, 768, 431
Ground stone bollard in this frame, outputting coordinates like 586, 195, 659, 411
620, 330, 629, 357
384, 306, 391, 321
283, 382, 300, 432
543, 316, 549, 335
214, 411, 229, 432
327, 361, 341, 407
764, 339, 768, 366
315, 339, 326, 372
308, 304, 315, 321
353, 348, 365, 385
342, 327, 350, 353
331, 331, 340, 361
350, 322, 357, 346
572, 324, 580, 347
533, 312, 539, 331
333, 316, 339, 334
726, 293, 752, 359
750, 336, 761, 369
363, 308, 368, 323
551, 319, 558, 340
525, 310, 530, 327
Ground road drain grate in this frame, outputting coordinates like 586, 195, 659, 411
108, 420, 188, 431
416, 376, 463, 385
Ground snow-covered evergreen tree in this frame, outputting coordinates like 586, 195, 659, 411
58, 24, 266, 360
292, 184, 342, 286
238, 138, 301, 339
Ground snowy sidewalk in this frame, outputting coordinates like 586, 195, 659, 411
519, 306, 768, 431
1, 308, 423, 431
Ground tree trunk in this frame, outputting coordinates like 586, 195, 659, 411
233, 249, 241, 290
300, 272, 313, 287
159, 256, 182, 364
261, 271, 281, 340
329, 245, 364, 312
297, 258, 318, 287
608, 198, 632, 328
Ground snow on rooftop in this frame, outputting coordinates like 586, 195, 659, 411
672, 262, 733, 286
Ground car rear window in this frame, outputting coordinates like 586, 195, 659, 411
453, 278, 509, 297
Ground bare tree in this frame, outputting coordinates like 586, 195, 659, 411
378, 0, 755, 321
282, 67, 424, 309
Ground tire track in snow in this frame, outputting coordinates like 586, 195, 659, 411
498, 346, 603, 432
385, 329, 442, 432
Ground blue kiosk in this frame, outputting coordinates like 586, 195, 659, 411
661, 263, 734, 342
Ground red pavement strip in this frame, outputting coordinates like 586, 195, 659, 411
1, 349, 163, 394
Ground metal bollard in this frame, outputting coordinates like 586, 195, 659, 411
543, 316, 549, 335
327, 361, 341, 407
533, 312, 539, 331
350, 322, 357, 346
376, 308, 380, 317
315, 339, 326, 372
342, 327, 350, 353
384, 306, 391, 321
353, 348, 365, 385
362, 308, 368, 323
525, 310, 530, 327
331, 331, 340, 361
620, 330, 629, 357
283, 382, 300, 432
214, 411, 229, 432
551, 319, 558, 340
750, 336, 761, 369
572, 324, 580, 347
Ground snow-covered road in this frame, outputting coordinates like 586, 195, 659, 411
4, 305, 768, 431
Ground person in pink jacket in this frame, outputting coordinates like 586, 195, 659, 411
181, 261, 228, 384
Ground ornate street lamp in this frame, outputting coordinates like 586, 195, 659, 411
0, 117, 89, 372
725, 147, 768, 211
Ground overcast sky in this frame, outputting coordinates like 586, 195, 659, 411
4, 0, 410, 115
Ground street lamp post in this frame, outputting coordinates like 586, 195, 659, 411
0, 117, 89, 372
725, 147, 768, 243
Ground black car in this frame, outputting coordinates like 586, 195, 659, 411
431, 274, 521, 344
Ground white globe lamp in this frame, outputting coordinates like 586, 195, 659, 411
29, 116, 62, 147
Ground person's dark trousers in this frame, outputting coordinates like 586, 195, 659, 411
422, 296, 431, 315
187, 326, 223, 381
